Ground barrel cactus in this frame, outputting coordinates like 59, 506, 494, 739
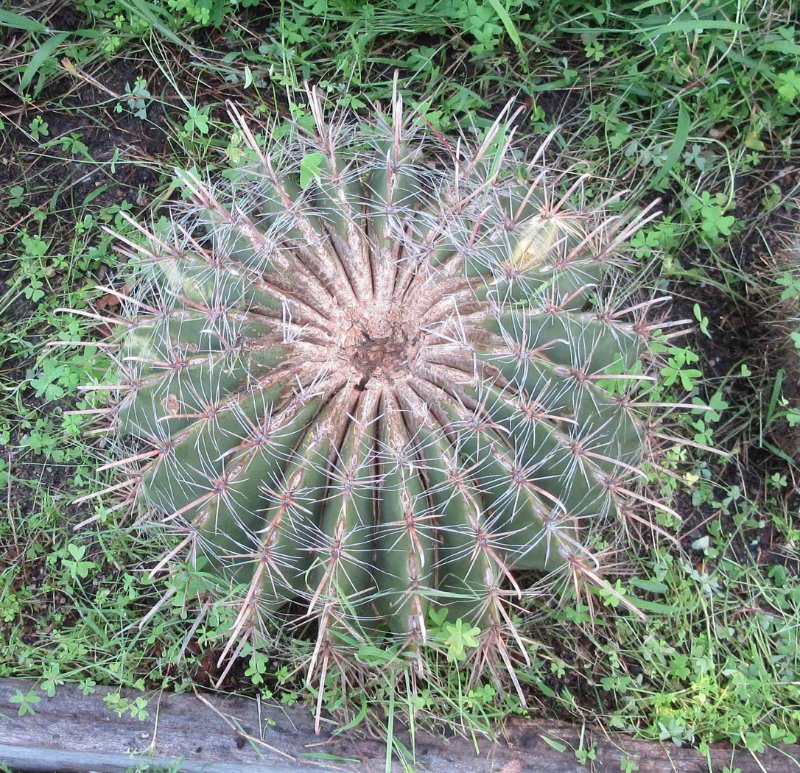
89, 89, 664, 697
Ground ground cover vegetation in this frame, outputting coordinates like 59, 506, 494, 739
0, 0, 798, 769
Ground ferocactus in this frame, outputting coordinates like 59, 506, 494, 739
81, 87, 670, 707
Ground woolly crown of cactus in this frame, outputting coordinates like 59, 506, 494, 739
85, 88, 668, 699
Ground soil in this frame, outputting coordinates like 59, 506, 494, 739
669, 165, 800, 569
0, 28, 173, 664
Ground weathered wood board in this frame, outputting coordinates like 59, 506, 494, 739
0, 677, 798, 772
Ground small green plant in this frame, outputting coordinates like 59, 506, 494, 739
28, 116, 49, 142
104, 691, 150, 720
687, 191, 736, 246
9, 688, 40, 717
119, 77, 152, 119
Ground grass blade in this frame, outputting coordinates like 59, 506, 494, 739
0, 9, 47, 33
652, 100, 690, 188
116, 0, 196, 52
486, 0, 523, 57
639, 19, 747, 36
19, 31, 69, 94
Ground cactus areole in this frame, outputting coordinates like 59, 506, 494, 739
103, 91, 661, 687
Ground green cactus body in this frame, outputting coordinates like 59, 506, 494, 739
106, 92, 656, 676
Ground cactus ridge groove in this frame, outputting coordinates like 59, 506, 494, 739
90, 86, 669, 700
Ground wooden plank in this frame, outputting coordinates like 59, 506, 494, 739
0, 677, 798, 772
